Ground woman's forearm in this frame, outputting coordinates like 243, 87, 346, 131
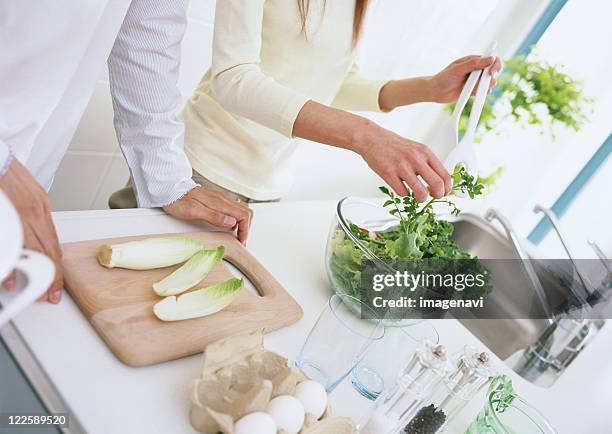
292, 100, 380, 154
378, 55, 503, 110
292, 100, 451, 202
378, 77, 435, 111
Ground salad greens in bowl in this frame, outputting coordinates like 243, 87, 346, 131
325, 166, 492, 323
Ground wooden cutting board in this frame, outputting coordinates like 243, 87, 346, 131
61, 232, 303, 367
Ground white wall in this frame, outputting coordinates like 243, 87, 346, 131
49, 0, 539, 211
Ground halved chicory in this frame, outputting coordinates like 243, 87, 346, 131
153, 278, 244, 322
152, 246, 225, 296
97, 236, 203, 270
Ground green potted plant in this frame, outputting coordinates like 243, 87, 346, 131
446, 50, 591, 188
449, 50, 591, 140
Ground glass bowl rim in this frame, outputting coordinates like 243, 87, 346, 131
335, 196, 398, 274
334, 196, 440, 326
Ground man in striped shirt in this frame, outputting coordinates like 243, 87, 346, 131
0, 0, 252, 303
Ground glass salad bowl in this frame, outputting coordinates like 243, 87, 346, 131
325, 196, 493, 325
325, 197, 416, 325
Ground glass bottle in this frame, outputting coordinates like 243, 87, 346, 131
360, 340, 455, 434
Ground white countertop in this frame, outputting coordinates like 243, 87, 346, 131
11, 201, 612, 433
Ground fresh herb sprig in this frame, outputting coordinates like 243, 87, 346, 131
376, 165, 485, 260
380, 165, 485, 222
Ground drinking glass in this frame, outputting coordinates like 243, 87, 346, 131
330, 321, 439, 430
350, 320, 440, 401
294, 294, 384, 392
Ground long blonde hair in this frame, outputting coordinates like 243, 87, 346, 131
297, 0, 370, 46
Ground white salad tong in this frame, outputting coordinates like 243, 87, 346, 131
432, 42, 498, 177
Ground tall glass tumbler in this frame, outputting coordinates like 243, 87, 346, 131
294, 294, 384, 392
350, 321, 440, 401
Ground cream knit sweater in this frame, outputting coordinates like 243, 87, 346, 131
182, 0, 386, 200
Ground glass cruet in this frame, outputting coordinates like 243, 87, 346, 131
399, 346, 496, 434
360, 340, 455, 434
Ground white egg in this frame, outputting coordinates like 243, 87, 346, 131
294, 380, 328, 419
234, 411, 277, 434
266, 395, 305, 434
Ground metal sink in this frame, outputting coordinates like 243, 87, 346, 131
448, 213, 606, 388
449, 214, 569, 360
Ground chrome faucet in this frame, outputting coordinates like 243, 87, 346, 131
484, 208, 554, 323
533, 205, 592, 304
588, 240, 612, 290
585, 240, 612, 313
490, 206, 607, 387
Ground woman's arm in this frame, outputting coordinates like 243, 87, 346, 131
297, 57, 502, 199
332, 56, 502, 112
379, 55, 503, 111
331, 65, 389, 112
209, 0, 310, 138
293, 100, 451, 201
331, 64, 430, 112
210, 0, 451, 200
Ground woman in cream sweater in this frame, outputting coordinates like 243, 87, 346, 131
183, 0, 500, 203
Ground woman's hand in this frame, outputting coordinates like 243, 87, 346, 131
378, 55, 502, 111
163, 187, 254, 245
428, 55, 503, 104
293, 100, 450, 201
353, 123, 451, 201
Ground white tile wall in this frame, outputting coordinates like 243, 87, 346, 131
48, 152, 116, 211
66, 83, 118, 154
286, 142, 382, 201
48, 80, 127, 211
90, 155, 132, 210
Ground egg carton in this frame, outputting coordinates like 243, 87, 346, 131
190, 330, 356, 434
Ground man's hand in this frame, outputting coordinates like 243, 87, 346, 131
429, 55, 503, 104
163, 187, 254, 244
0, 159, 63, 303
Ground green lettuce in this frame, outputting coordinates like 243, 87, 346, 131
328, 166, 492, 305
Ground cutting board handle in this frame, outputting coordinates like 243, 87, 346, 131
223, 243, 285, 298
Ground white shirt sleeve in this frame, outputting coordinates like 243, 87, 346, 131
108, 0, 197, 208
209, 0, 311, 138
0, 141, 12, 177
